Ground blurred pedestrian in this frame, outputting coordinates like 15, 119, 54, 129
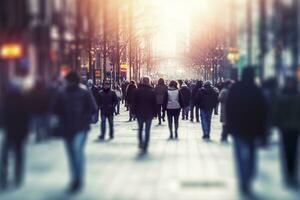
52, 71, 97, 192
0, 85, 30, 189
87, 79, 100, 124
190, 81, 203, 122
126, 81, 137, 121
273, 76, 300, 187
154, 78, 168, 125
226, 67, 267, 195
163, 80, 183, 139
114, 85, 122, 115
132, 77, 157, 153
218, 80, 233, 142
180, 82, 191, 120
196, 81, 218, 140
121, 80, 129, 107
98, 81, 118, 140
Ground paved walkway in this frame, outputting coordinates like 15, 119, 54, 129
0, 108, 299, 200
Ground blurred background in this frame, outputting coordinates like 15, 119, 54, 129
0, 0, 300, 200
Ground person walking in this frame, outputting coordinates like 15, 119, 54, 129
226, 67, 267, 195
52, 71, 98, 192
98, 81, 118, 140
132, 77, 157, 153
180, 82, 191, 120
126, 81, 137, 121
114, 85, 122, 115
190, 81, 203, 122
0, 85, 30, 189
154, 78, 168, 125
196, 81, 218, 140
163, 80, 183, 139
219, 80, 233, 142
273, 76, 300, 187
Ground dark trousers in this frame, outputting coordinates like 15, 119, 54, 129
115, 100, 120, 115
100, 113, 114, 139
64, 131, 87, 186
137, 118, 152, 152
190, 102, 199, 122
0, 136, 25, 187
233, 136, 256, 193
182, 106, 189, 120
221, 124, 229, 141
281, 131, 299, 184
166, 109, 181, 138
128, 104, 135, 121
157, 104, 165, 124
200, 109, 213, 137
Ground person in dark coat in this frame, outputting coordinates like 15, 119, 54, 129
132, 77, 157, 153
218, 80, 233, 142
180, 83, 191, 120
226, 67, 267, 195
53, 71, 97, 192
121, 80, 129, 107
196, 81, 218, 140
87, 79, 100, 124
273, 76, 300, 187
98, 81, 118, 140
163, 80, 183, 139
154, 78, 168, 125
190, 81, 203, 122
126, 81, 137, 121
0, 85, 30, 189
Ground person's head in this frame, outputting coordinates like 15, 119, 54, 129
181, 82, 187, 88
65, 71, 80, 87
204, 81, 212, 88
241, 67, 255, 84
169, 80, 178, 89
196, 80, 203, 88
158, 78, 165, 85
103, 81, 111, 90
130, 80, 136, 85
141, 76, 151, 86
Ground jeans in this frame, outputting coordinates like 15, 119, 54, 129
100, 114, 114, 139
182, 106, 189, 120
64, 131, 87, 185
157, 104, 165, 124
115, 100, 120, 114
221, 124, 229, 141
0, 136, 25, 187
200, 109, 213, 137
166, 109, 181, 138
190, 102, 199, 122
281, 131, 299, 184
233, 136, 256, 192
137, 118, 152, 151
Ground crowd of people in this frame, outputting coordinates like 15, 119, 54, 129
0, 67, 299, 196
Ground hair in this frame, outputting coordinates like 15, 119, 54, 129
65, 71, 80, 85
158, 78, 165, 85
141, 76, 151, 85
169, 80, 178, 89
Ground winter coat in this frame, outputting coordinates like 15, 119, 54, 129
163, 87, 183, 110
132, 84, 157, 119
219, 88, 230, 123
53, 86, 98, 138
225, 81, 267, 140
196, 86, 218, 111
180, 86, 191, 107
126, 84, 137, 105
98, 89, 118, 115
154, 84, 168, 105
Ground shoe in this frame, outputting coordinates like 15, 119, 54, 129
98, 135, 104, 140
169, 135, 173, 140
221, 138, 228, 143
67, 181, 82, 193
109, 135, 114, 140
162, 118, 165, 122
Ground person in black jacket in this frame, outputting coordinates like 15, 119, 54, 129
196, 81, 218, 140
190, 81, 203, 122
226, 67, 267, 195
53, 71, 98, 192
0, 84, 30, 189
180, 83, 191, 120
126, 81, 137, 121
98, 81, 118, 140
132, 77, 157, 153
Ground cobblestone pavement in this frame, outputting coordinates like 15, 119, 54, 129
0, 108, 299, 200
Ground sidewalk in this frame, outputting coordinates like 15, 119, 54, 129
0, 108, 299, 200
